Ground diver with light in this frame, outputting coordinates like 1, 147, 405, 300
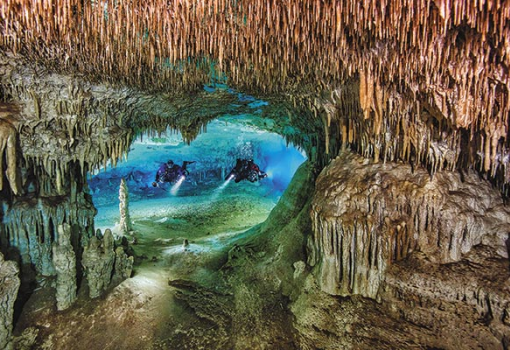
225, 158, 267, 183
152, 160, 196, 187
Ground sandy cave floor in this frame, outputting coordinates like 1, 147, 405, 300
13, 182, 281, 350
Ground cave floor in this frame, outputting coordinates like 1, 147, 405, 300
13, 182, 285, 350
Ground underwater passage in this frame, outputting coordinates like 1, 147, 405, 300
88, 116, 306, 233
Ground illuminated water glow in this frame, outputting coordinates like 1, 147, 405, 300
263, 167, 274, 179
219, 175, 234, 189
209, 177, 233, 203
170, 176, 185, 195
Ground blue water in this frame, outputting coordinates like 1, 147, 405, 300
88, 116, 306, 214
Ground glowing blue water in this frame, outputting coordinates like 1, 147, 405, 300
88, 116, 306, 230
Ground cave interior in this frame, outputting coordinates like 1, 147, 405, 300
1, 1, 510, 349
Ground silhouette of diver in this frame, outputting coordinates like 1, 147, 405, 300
152, 160, 196, 187
225, 158, 267, 183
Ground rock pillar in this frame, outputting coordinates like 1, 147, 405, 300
119, 178, 132, 234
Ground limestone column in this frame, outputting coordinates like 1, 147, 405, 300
52, 223, 77, 311
0, 252, 20, 350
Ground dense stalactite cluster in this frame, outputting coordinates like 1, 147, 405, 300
0, 54, 250, 197
306, 151, 510, 348
1, 0, 509, 186
309, 152, 510, 299
1, 190, 96, 277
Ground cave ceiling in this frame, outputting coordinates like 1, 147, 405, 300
0, 0, 509, 194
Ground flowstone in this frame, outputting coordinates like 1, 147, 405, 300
309, 151, 510, 299
0, 252, 20, 350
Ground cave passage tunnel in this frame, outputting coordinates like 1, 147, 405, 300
89, 115, 306, 247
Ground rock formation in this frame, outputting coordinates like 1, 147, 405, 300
52, 223, 77, 311
82, 229, 115, 299
118, 178, 132, 235
1, 192, 96, 278
0, 252, 20, 350
0, 0, 509, 349
113, 246, 134, 282
0, 116, 22, 196
303, 151, 510, 349
309, 152, 510, 300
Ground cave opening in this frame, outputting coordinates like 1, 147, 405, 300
88, 115, 306, 236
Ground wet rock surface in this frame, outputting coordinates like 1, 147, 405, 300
82, 230, 116, 299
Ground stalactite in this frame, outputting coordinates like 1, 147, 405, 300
3, 192, 95, 277
0, 0, 509, 184
0, 118, 22, 195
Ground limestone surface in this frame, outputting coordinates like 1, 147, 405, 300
0, 252, 20, 350
303, 150, 510, 349
309, 151, 510, 299
113, 246, 134, 282
118, 178, 132, 235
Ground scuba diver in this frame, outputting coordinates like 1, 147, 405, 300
225, 158, 267, 183
152, 160, 196, 187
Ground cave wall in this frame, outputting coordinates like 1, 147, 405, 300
0, 252, 20, 350
305, 150, 510, 348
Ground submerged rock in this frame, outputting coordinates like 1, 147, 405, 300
302, 151, 510, 349
309, 151, 510, 299
113, 246, 134, 282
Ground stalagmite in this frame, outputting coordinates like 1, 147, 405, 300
52, 223, 77, 311
118, 178, 132, 235
82, 229, 115, 299
113, 246, 134, 282
0, 252, 20, 350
